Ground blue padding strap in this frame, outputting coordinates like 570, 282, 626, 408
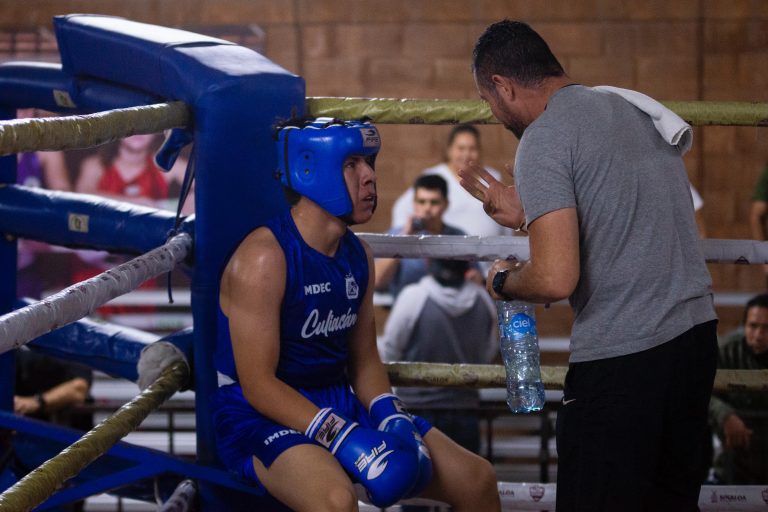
0, 62, 73, 111
18, 298, 152, 381
18, 298, 194, 383
0, 62, 163, 112
0, 185, 180, 255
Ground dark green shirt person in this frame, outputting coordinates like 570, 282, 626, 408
710, 295, 768, 484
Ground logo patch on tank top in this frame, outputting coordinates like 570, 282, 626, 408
345, 273, 359, 299
304, 282, 332, 295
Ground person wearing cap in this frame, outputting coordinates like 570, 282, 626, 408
212, 118, 500, 512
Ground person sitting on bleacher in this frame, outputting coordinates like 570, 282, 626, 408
709, 293, 768, 484
378, 258, 498, 454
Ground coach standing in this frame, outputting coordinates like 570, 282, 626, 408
460, 20, 717, 512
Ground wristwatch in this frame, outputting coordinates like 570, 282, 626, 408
492, 269, 510, 296
36, 393, 47, 414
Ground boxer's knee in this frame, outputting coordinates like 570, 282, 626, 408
313, 482, 357, 512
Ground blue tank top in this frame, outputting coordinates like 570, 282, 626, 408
215, 209, 369, 388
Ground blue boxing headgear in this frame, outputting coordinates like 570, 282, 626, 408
276, 118, 381, 217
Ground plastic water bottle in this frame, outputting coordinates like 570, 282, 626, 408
497, 300, 546, 413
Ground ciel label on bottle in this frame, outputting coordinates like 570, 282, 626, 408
506, 313, 537, 340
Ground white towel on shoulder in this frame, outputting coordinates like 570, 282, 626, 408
593, 85, 693, 155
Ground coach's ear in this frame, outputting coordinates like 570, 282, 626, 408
491, 74, 517, 103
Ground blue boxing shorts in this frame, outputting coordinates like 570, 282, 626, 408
212, 380, 433, 493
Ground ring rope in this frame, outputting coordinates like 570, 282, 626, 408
0, 361, 189, 512
0, 232, 191, 356
1, 97, 767, 156
386, 362, 768, 394
158, 479, 197, 512
359, 234, 768, 265
307, 97, 768, 127
0, 101, 190, 156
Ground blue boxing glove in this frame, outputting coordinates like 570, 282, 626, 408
369, 393, 433, 497
305, 407, 418, 508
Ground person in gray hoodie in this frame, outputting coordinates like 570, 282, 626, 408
378, 258, 498, 453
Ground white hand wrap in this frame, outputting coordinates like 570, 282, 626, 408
137, 340, 188, 391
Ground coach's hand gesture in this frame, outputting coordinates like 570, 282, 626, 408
459, 162, 525, 230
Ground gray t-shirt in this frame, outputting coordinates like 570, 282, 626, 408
515, 85, 716, 362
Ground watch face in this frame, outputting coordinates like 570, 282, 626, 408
492, 270, 508, 294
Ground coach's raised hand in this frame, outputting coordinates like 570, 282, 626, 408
459, 161, 525, 230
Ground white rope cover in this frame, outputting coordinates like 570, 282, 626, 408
359, 233, 531, 262
0, 233, 191, 355
359, 234, 768, 265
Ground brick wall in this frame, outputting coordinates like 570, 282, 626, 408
4, 1, 768, 332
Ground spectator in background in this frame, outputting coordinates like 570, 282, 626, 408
709, 293, 768, 484
12, 348, 93, 512
15, 108, 72, 298
72, 134, 189, 285
15, 109, 71, 192
14, 347, 93, 431
750, 164, 768, 284
391, 124, 511, 239
75, 134, 169, 207
378, 258, 498, 455
375, 175, 465, 299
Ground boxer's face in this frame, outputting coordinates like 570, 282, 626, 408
744, 306, 768, 355
343, 155, 377, 224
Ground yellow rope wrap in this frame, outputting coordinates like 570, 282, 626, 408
0, 362, 189, 512
1, 97, 767, 157
0, 101, 190, 156
386, 363, 768, 394
306, 97, 768, 127
307, 97, 498, 124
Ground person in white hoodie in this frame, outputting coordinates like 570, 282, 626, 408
390, 124, 510, 239
378, 258, 498, 454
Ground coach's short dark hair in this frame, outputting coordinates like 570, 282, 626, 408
472, 20, 565, 91
413, 174, 448, 199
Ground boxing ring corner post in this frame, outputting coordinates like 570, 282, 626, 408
0, 104, 17, 420
31, 13, 304, 510
0, 13, 305, 510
